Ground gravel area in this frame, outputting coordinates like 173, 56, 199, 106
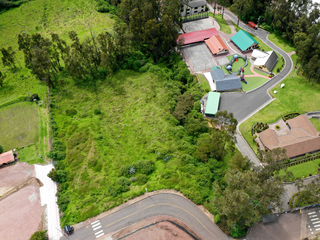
35, 164, 62, 240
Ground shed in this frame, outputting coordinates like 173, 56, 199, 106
205, 35, 229, 55
177, 28, 219, 45
253, 50, 278, 73
0, 150, 15, 166
205, 92, 220, 115
230, 30, 259, 52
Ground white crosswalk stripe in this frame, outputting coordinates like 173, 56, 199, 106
308, 212, 316, 215
90, 220, 105, 239
314, 225, 320, 228
310, 215, 317, 218
312, 221, 320, 224
311, 218, 319, 221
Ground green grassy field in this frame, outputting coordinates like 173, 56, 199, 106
310, 118, 320, 132
241, 76, 269, 92
279, 159, 320, 179
209, 12, 231, 34
19, 144, 45, 165
0, 102, 39, 151
268, 33, 295, 53
240, 55, 320, 153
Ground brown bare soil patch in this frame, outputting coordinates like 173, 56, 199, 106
0, 162, 35, 196
0, 183, 44, 240
111, 215, 202, 240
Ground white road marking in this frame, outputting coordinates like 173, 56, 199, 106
93, 226, 102, 231
92, 223, 101, 228
91, 220, 99, 225
311, 231, 314, 234
95, 230, 103, 235
312, 221, 320, 224
316, 228, 320, 231
311, 218, 319, 221
96, 233, 104, 238
308, 212, 316, 215
310, 215, 317, 218
314, 224, 320, 228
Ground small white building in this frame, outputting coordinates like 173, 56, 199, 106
180, 0, 207, 16
251, 49, 278, 73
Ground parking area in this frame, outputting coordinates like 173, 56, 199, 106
183, 43, 217, 72
183, 18, 214, 33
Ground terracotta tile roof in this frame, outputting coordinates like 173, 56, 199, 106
283, 137, 320, 158
177, 28, 219, 45
205, 35, 228, 54
259, 129, 279, 148
287, 115, 317, 137
0, 150, 14, 165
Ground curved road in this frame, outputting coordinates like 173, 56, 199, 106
61, 193, 232, 240
60, 12, 294, 240
219, 12, 293, 122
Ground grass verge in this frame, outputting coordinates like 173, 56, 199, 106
268, 33, 295, 53
241, 76, 269, 92
19, 144, 45, 165
209, 12, 231, 34
197, 74, 211, 91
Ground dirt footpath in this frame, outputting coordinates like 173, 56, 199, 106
111, 215, 201, 240
0, 184, 44, 240
0, 162, 35, 196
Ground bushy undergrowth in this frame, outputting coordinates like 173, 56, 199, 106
49, 53, 233, 226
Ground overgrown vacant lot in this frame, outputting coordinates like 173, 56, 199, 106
0, 102, 39, 150
52, 70, 226, 225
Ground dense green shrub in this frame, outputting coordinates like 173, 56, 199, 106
30, 230, 47, 240
230, 224, 247, 238
282, 113, 300, 121
57, 194, 70, 212
30, 93, 40, 101
214, 214, 220, 223
94, 109, 102, 115
0, 145, 3, 154
251, 122, 269, 135
65, 108, 78, 116
134, 160, 155, 175
93, 162, 103, 172
135, 174, 148, 185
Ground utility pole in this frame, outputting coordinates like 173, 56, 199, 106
257, 16, 261, 28
145, 188, 149, 197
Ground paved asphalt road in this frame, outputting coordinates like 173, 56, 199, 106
61, 193, 232, 240
219, 12, 293, 122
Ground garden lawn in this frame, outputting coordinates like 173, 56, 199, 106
241, 76, 269, 92
19, 145, 45, 165
279, 159, 320, 179
268, 33, 295, 53
0, 102, 39, 151
0, 0, 114, 105
310, 118, 320, 132
209, 12, 231, 34
240, 55, 320, 153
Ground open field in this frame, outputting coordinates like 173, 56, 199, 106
279, 159, 320, 179
240, 55, 320, 153
209, 12, 231, 34
310, 118, 320, 132
19, 145, 45, 165
0, 102, 39, 151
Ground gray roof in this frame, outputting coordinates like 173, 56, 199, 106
265, 51, 278, 72
210, 70, 242, 91
210, 69, 225, 81
183, 0, 207, 8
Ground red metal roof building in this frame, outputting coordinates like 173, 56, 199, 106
0, 150, 15, 166
177, 28, 219, 45
248, 21, 258, 30
205, 35, 229, 55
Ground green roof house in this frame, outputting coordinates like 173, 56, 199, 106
230, 30, 259, 52
205, 92, 221, 115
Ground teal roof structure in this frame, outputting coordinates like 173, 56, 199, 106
230, 30, 259, 51
211, 66, 221, 71
205, 92, 220, 115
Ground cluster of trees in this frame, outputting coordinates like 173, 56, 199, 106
0, 0, 31, 13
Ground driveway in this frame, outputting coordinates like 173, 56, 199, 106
60, 193, 232, 240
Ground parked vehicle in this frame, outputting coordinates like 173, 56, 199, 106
64, 225, 74, 235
